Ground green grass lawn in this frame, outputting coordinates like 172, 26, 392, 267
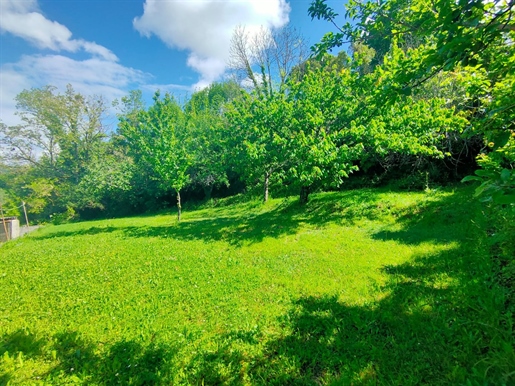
0, 187, 512, 385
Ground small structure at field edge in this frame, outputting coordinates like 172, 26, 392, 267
1, 217, 20, 242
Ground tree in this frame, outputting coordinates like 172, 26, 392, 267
0, 86, 62, 170
114, 90, 168, 212
0, 85, 109, 218
286, 64, 363, 203
227, 24, 308, 201
226, 90, 292, 202
119, 91, 191, 221
228, 25, 307, 96
290, 51, 351, 82
0, 85, 108, 181
185, 82, 240, 199
309, 0, 515, 203
0, 163, 22, 218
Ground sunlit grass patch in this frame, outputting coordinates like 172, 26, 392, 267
1, 187, 510, 384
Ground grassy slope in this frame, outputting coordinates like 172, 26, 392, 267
0, 187, 512, 385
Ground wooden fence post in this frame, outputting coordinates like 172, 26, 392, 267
22, 201, 30, 229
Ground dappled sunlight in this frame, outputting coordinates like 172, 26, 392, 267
29, 187, 474, 250
2, 187, 504, 384
0, 330, 177, 384
181, 242, 492, 384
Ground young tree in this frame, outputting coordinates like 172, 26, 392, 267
227, 24, 308, 201
286, 64, 364, 203
226, 91, 293, 202
119, 91, 191, 221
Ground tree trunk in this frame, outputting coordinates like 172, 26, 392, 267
203, 185, 213, 201
177, 190, 182, 222
299, 185, 310, 205
263, 172, 270, 202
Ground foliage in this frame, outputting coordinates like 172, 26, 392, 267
286, 65, 363, 202
309, 0, 514, 190
119, 91, 191, 221
227, 50, 467, 202
0, 85, 109, 219
226, 90, 292, 202
226, 25, 309, 202
5, 85, 107, 182
23, 178, 56, 215
185, 82, 240, 199
1, 187, 513, 384
0, 189, 20, 218
76, 153, 135, 212
462, 166, 515, 206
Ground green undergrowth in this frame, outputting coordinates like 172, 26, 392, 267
0, 187, 513, 385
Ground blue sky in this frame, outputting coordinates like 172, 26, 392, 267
0, 0, 347, 125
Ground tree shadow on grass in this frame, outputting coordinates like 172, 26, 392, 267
259, 246, 482, 384
0, 330, 47, 385
370, 188, 478, 245
30, 189, 384, 246
175, 190, 506, 384
182, 244, 502, 385
123, 212, 301, 247
121, 189, 389, 246
122, 188, 476, 248
31, 226, 121, 241
30, 188, 475, 248
4, 189, 507, 384
0, 330, 177, 385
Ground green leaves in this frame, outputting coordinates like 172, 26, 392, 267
491, 131, 512, 151
310, 0, 514, 205
226, 89, 294, 200
308, 0, 339, 22
462, 168, 515, 206
286, 66, 362, 192
0, 85, 110, 218
121, 92, 191, 196
185, 83, 238, 196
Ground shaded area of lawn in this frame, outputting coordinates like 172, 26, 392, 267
179, 190, 509, 384
32, 188, 467, 247
252, 251, 487, 384
181, 213, 500, 385
31, 193, 360, 246
3, 187, 511, 384
0, 330, 177, 385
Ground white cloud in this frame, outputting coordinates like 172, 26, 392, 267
0, 0, 117, 61
0, 69, 31, 126
133, 0, 291, 87
0, 0, 148, 125
187, 54, 227, 90
141, 83, 193, 94
0, 55, 149, 125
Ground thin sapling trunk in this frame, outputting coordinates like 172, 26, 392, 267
177, 190, 182, 221
264, 172, 270, 202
